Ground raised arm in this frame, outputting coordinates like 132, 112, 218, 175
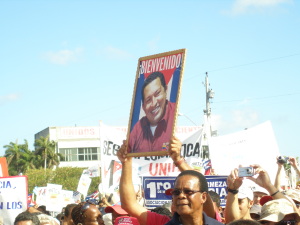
289, 157, 300, 178
117, 141, 148, 225
274, 157, 284, 190
224, 168, 244, 223
168, 136, 216, 219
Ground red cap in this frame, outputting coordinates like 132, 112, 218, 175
165, 188, 173, 196
114, 216, 140, 225
105, 205, 128, 215
260, 195, 273, 206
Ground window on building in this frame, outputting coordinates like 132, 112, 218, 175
59, 147, 99, 161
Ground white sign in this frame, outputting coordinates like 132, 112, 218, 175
210, 121, 280, 180
46, 183, 62, 212
0, 176, 28, 224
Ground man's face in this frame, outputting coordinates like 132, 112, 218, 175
253, 191, 267, 205
172, 175, 206, 216
142, 77, 167, 126
238, 198, 253, 218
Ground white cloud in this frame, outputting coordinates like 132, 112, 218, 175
103, 46, 133, 60
0, 93, 20, 104
43, 47, 84, 65
228, 0, 292, 15
211, 109, 259, 135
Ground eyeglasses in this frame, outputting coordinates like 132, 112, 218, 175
171, 189, 203, 196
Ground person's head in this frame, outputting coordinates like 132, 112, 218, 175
252, 185, 268, 205
169, 170, 208, 217
227, 219, 261, 225
141, 71, 168, 126
63, 203, 77, 225
72, 202, 104, 225
258, 199, 299, 225
238, 184, 254, 218
104, 205, 129, 224
208, 190, 221, 211
14, 211, 40, 225
151, 206, 172, 218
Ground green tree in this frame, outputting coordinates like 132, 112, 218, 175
4, 140, 23, 175
34, 136, 60, 170
26, 167, 100, 195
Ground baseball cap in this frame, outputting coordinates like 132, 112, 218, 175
238, 184, 253, 201
114, 216, 140, 225
259, 195, 273, 206
258, 199, 298, 222
105, 205, 128, 215
251, 185, 268, 195
165, 188, 173, 196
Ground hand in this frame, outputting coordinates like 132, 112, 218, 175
117, 140, 130, 163
168, 136, 182, 163
276, 156, 285, 166
288, 157, 297, 168
227, 168, 243, 190
247, 164, 271, 190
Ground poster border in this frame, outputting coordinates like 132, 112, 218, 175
126, 48, 187, 157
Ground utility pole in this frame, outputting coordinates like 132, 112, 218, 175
201, 72, 215, 159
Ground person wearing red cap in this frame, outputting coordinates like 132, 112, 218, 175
105, 205, 129, 224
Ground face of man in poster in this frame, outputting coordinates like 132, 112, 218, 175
142, 75, 168, 126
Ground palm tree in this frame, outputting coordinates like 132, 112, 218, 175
34, 136, 59, 170
4, 140, 22, 174
19, 142, 37, 172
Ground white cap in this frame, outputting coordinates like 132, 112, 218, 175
251, 184, 268, 195
238, 183, 253, 201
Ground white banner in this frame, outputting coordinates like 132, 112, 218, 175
209, 121, 280, 180
0, 176, 28, 225
99, 123, 204, 194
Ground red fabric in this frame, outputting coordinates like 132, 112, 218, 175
146, 211, 171, 225
129, 101, 175, 153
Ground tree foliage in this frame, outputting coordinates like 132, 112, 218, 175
3, 137, 101, 195
25, 167, 100, 194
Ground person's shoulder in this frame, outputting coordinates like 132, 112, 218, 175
203, 212, 224, 225
146, 211, 171, 225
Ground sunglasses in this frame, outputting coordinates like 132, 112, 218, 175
171, 189, 203, 196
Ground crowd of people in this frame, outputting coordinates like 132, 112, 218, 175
5, 137, 300, 225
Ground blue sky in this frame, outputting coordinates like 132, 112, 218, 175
1, 0, 299, 158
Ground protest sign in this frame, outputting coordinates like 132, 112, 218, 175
142, 175, 228, 209
0, 176, 28, 224
46, 183, 62, 212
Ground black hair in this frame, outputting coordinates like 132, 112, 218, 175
14, 211, 40, 225
227, 219, 261, 225
151, 206, 172, 218
208, 190, 221, 208
176, 170, 208, 192
64, 203, 77, 217
71, 203, 85, 225
141, 71, 166, 103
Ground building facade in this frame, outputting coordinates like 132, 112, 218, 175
35, 126, 101, 168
